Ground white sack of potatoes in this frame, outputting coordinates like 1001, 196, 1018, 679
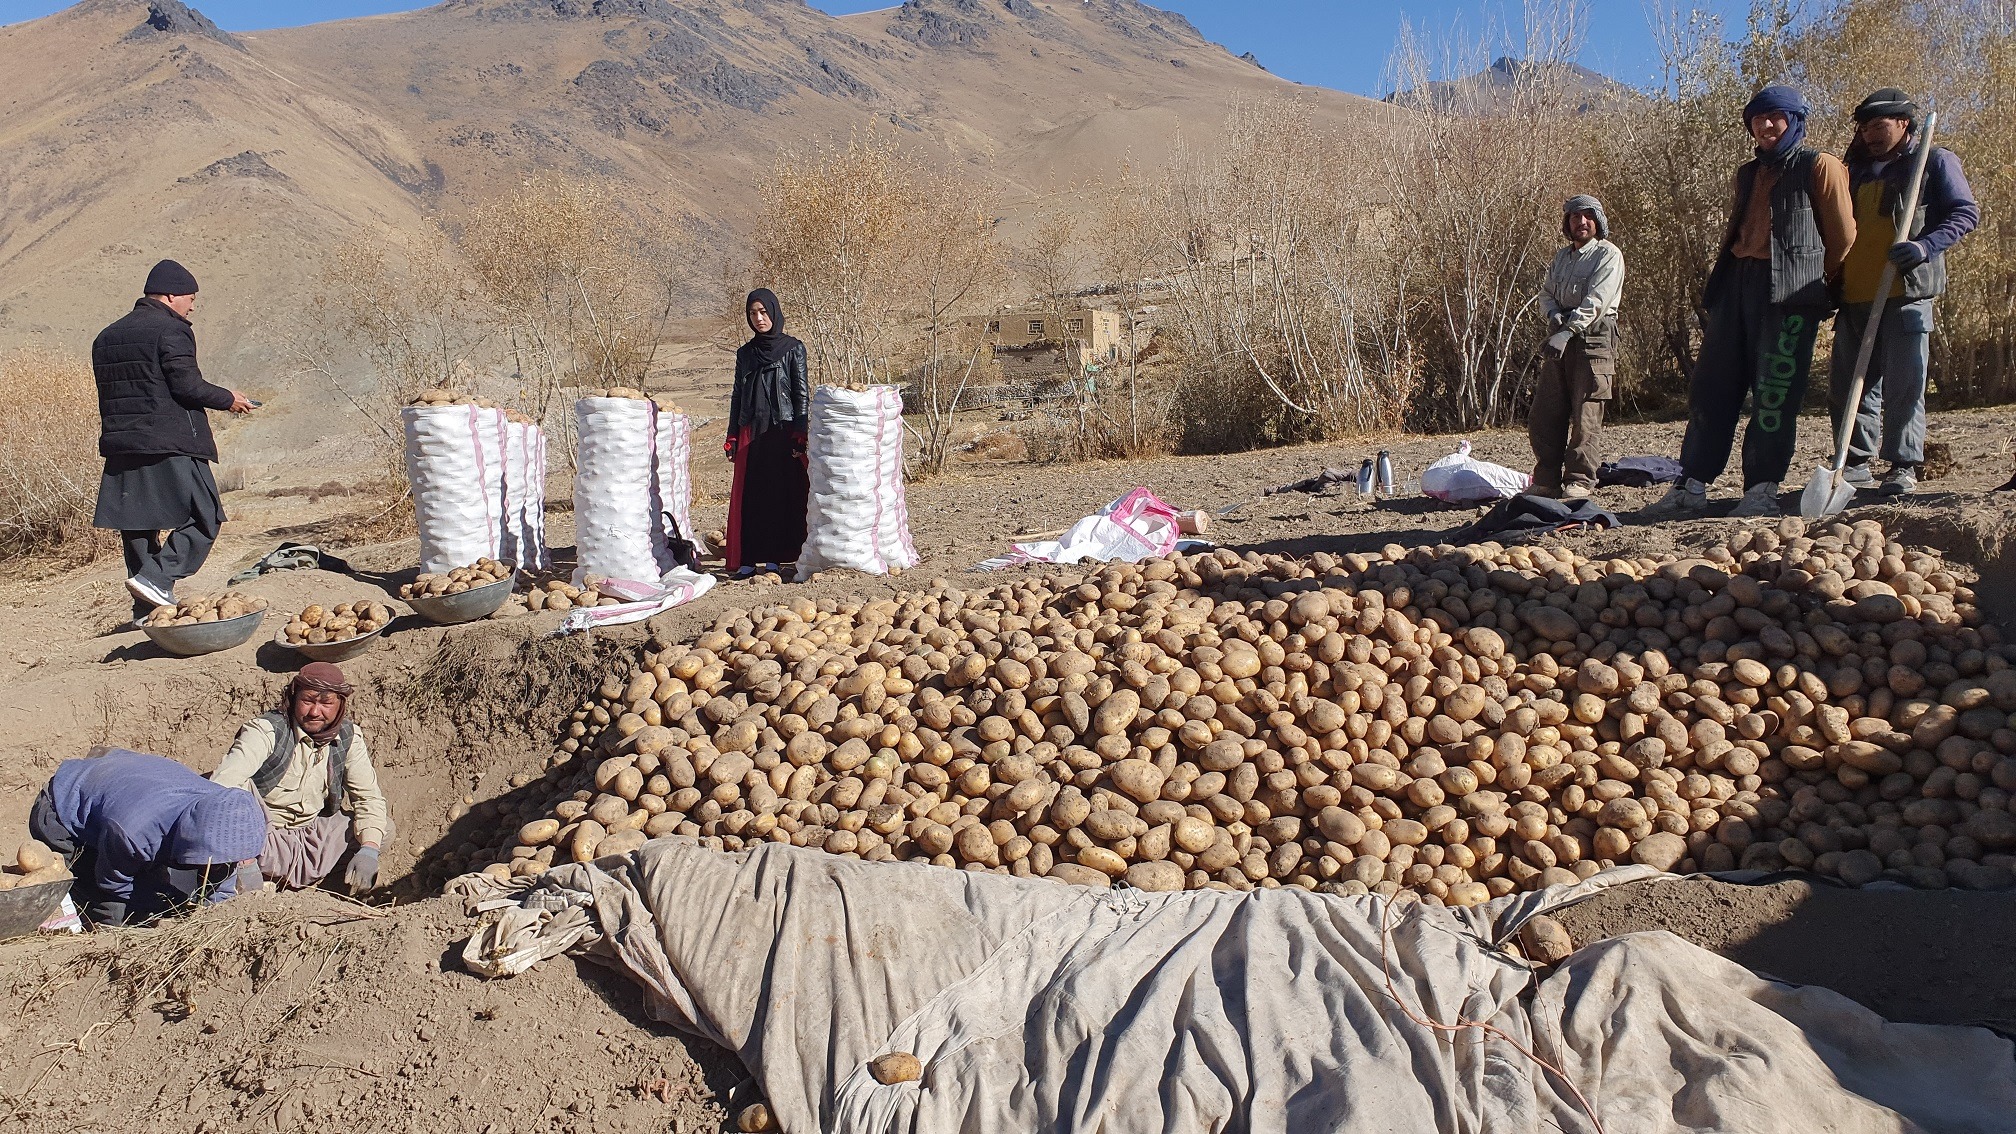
476, 405, 508, 560
656, 409, 699, 569
404, 404, 502, 576
797, 385, 918, 580
460, 844, 2016, 1134
573, 397, 698, 588
501, 420, 551, 572
524, 424, 552, 572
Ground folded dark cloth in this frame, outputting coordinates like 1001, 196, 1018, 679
1452, 493, 1619, 543
1264, 468, 1354, 496
1596, 455, 1684, 488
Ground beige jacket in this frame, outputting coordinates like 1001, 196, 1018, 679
212, 717, 391, 846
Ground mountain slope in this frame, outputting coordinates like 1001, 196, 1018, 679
0, 0, 1377, 458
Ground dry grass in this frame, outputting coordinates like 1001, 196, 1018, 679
0, 347, 113, 569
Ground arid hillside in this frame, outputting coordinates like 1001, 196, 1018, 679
0, 0, 1375, 457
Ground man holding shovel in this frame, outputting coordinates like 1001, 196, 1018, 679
1828, 89, 1978, 498
1647, 86, 1855, 519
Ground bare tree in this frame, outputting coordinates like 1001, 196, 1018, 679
460, 175, 686, 462
1091, 159, 1173, 452
909, 168, 1002, 477
1159, 97, 1412, 452
1380, 0, 1592, 430
754, 134, 921, 390
305, 231, 491, 484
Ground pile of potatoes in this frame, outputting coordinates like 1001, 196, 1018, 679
283, 601, 393, 645
143, 592, 268, 626
400, 558, 514, 600
409, 387, 487, 405
523, 578, 625, 613
0, 840, 71, 892
452, 517, 2016, 902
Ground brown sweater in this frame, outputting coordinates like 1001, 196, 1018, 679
1729, 152, 1856, 278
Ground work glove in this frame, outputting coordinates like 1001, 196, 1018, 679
1888, 240, 1929, 271
343, 846, 380, 895
723, 435, 739, 460
1544, 330, 1574, 359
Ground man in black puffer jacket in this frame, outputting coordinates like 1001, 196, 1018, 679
91, 260, 252, 618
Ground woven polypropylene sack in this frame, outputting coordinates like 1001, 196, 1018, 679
656, 411, 698, 556
404, 404, 501, 575
573, 398, 691, 587
797, 386, 918, 580
525, 426, 551, 572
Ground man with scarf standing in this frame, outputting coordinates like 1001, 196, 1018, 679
1648, 86, 1856, 518
92, 260, 255, 618
1529, 195, 1625, 499
211, 662, 392, 895
1829, 88, 1978, 498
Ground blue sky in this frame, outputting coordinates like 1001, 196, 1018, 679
0, 0, 1751, 95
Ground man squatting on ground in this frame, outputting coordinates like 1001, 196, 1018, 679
1650, 85, 1856, 518
29, 749, 268, 928
1829, 88, 1978, 497
1529, 195, 1625, 500
211, 662, 392, 895
91, 259, 254, 619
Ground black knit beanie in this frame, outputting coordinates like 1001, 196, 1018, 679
144, 259, 199, 296
1854, 88, 1918, 124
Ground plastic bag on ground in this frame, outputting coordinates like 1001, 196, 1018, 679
1421, 440, 1530, 503
977, 488, 1181, 571
550, 567, 714, 636
455, 842, 2016, 1134
797, 386, 918, 580
404, 404, 502, 575
573, 397, 699, 588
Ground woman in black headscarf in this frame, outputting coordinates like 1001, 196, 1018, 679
724, 289, 811, 574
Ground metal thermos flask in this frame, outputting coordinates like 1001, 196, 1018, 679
1376, 451, 1395, 495
1356, 459, 1375, 495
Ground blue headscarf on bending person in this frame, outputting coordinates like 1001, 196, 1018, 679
1743, 85, 1811, 164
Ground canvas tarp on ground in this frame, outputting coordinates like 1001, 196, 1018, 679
456, 839, 2016, 1134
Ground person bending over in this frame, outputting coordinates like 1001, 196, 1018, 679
28, 748, 267, 928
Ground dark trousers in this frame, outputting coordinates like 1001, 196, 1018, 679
1528, 346, 1606, 490
122, 518, 217, 615
1680, 258, 1822, 490
29, 786, 121, 926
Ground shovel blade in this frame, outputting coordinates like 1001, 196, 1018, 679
1800, 465, 1854, 519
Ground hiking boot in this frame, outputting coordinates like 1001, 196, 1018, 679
1728, 481, 1783, 517
1529, 482, 1561, 499
1841, 462, 1876, 489
1642, 479, 1707, 518
1880, 465, 1919, 496
1562, 482, 1593, 500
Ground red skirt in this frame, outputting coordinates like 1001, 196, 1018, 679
725, 425, 810, 570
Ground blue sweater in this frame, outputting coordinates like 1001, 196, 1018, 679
48, 751, 268, 922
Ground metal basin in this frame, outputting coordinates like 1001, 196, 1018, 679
275, 623, 388, 665
0, 879, 72, 941
139, 609, 266, 657
406, 574, 515, 625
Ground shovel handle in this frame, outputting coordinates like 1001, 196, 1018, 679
1829, 112, 1939, 476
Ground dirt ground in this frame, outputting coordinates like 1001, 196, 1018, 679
4, 405, 2016, 1131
